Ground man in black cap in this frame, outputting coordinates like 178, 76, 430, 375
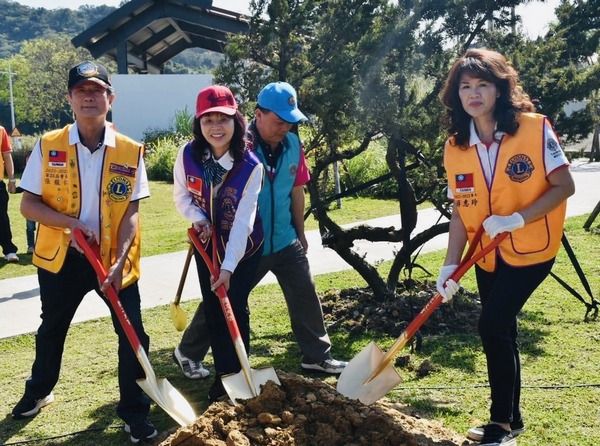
12, 61, 156, 443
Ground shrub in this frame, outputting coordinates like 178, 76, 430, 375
143, 108, 194, 182
144, 136, 182, 182
340, 140, 396, 199
10, 135, 40, 174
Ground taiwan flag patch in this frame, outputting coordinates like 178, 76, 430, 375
455, 173, 474, 193
186, 175, 203, 195
49, 150, 67, 167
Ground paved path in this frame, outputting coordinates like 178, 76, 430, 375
1, 161, 598, 339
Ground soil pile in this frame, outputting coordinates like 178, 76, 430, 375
320, 282, 481, 340
159, 372, 467, 446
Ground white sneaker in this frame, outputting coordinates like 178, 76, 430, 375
5, 252, 19, 262
173, 346, 210, 379
301, 357, 348, 374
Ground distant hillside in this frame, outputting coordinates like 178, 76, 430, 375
0, 0, 222, 72
0, 0, 115, 57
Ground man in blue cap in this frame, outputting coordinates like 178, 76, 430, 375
173, 82, 346, 380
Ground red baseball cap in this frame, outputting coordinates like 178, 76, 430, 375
195, 85, 238, 118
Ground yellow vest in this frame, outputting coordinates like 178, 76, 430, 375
444, 113, 566, 272
34, 125, 143, 287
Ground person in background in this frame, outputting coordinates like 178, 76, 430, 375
12, 61, 156, 443
437, 48, 574, 446
172, 82, 347, 378
172, 85, 264, 402
0, 123, 19, 262
15, 151, 37, 253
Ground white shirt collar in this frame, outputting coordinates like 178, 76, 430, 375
468, 120, 505, 147
68, 122, 116, 149
215, 151, 234, 171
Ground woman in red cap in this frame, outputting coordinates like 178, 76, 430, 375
172, 85, 264, 402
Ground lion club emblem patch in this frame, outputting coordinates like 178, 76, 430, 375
107, 176, 132, 202
505, 154, 534, 183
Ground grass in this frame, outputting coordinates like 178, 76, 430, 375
0, 215, 598, 445
0, 181, 402, 280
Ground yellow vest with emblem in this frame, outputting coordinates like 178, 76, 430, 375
34, 125, 143, 288
444, 113, 566, 272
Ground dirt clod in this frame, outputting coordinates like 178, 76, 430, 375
159, 372, 467, 446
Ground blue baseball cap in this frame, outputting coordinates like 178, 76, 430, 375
257, 82, 307, 124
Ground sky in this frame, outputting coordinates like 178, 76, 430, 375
13, 0, 560, 39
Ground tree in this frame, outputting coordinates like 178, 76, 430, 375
0, 35, 92, 133
218, 0, 546, 300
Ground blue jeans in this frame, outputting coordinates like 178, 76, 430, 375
26, 219, 36, 248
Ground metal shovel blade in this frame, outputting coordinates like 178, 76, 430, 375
135, 346, 197, 426
137, 377, 197, 426
222, 366, 281, 403
336, 341, 402, 405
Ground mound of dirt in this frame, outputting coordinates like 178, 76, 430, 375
159, 372, 468, 446
320, 282, 481, 339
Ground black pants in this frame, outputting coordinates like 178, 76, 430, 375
23, 249, 151, 424
195, 243, 262, 375
0, 181, 18, 255
475, 256, 554, 424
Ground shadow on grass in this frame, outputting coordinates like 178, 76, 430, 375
325, 305, 552, 377
0, 402, 127, 446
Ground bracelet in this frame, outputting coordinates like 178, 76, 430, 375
8, 179, 16, 183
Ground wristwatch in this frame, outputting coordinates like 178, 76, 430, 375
8, 179, 16, 183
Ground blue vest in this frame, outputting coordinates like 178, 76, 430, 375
183, 142, 263, 263
248, 127, 301, 255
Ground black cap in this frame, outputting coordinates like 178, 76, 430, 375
68, 61, 111, 90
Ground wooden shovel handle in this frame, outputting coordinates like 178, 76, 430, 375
366, 226, 508, 382
174, 243, 194, 305
73, 229, 145, 356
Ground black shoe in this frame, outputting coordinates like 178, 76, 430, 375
124, 420, 158, 443
208, 376, 227, 403
478, 423, 516, 446
12, 393, 54, 419
467, 419, 525, 441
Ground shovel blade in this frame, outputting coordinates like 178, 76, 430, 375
222, 367, 280, 403
170, 302, 188, 332
137, 377, 197, 426
336, 341, 402, 405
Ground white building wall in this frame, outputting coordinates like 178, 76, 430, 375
110, 74, 213, 141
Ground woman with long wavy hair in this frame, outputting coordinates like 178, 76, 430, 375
437, 48, 574, 446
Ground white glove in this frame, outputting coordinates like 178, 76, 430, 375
436, 264, 460, 303
483, 212, 524, 239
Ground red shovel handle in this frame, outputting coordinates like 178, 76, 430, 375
73, 229, 144, 353
187, 228, 242, 340
366, 226, 508, 382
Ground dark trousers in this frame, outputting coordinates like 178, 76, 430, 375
475, 256, 554, 424
23, 249, 151, 424
252, 240, 332, 363
0, 181, 18, 255
195, 243, 262, 375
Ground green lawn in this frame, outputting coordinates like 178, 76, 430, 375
0, 215, 598, 445
0, 180, 402, 279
